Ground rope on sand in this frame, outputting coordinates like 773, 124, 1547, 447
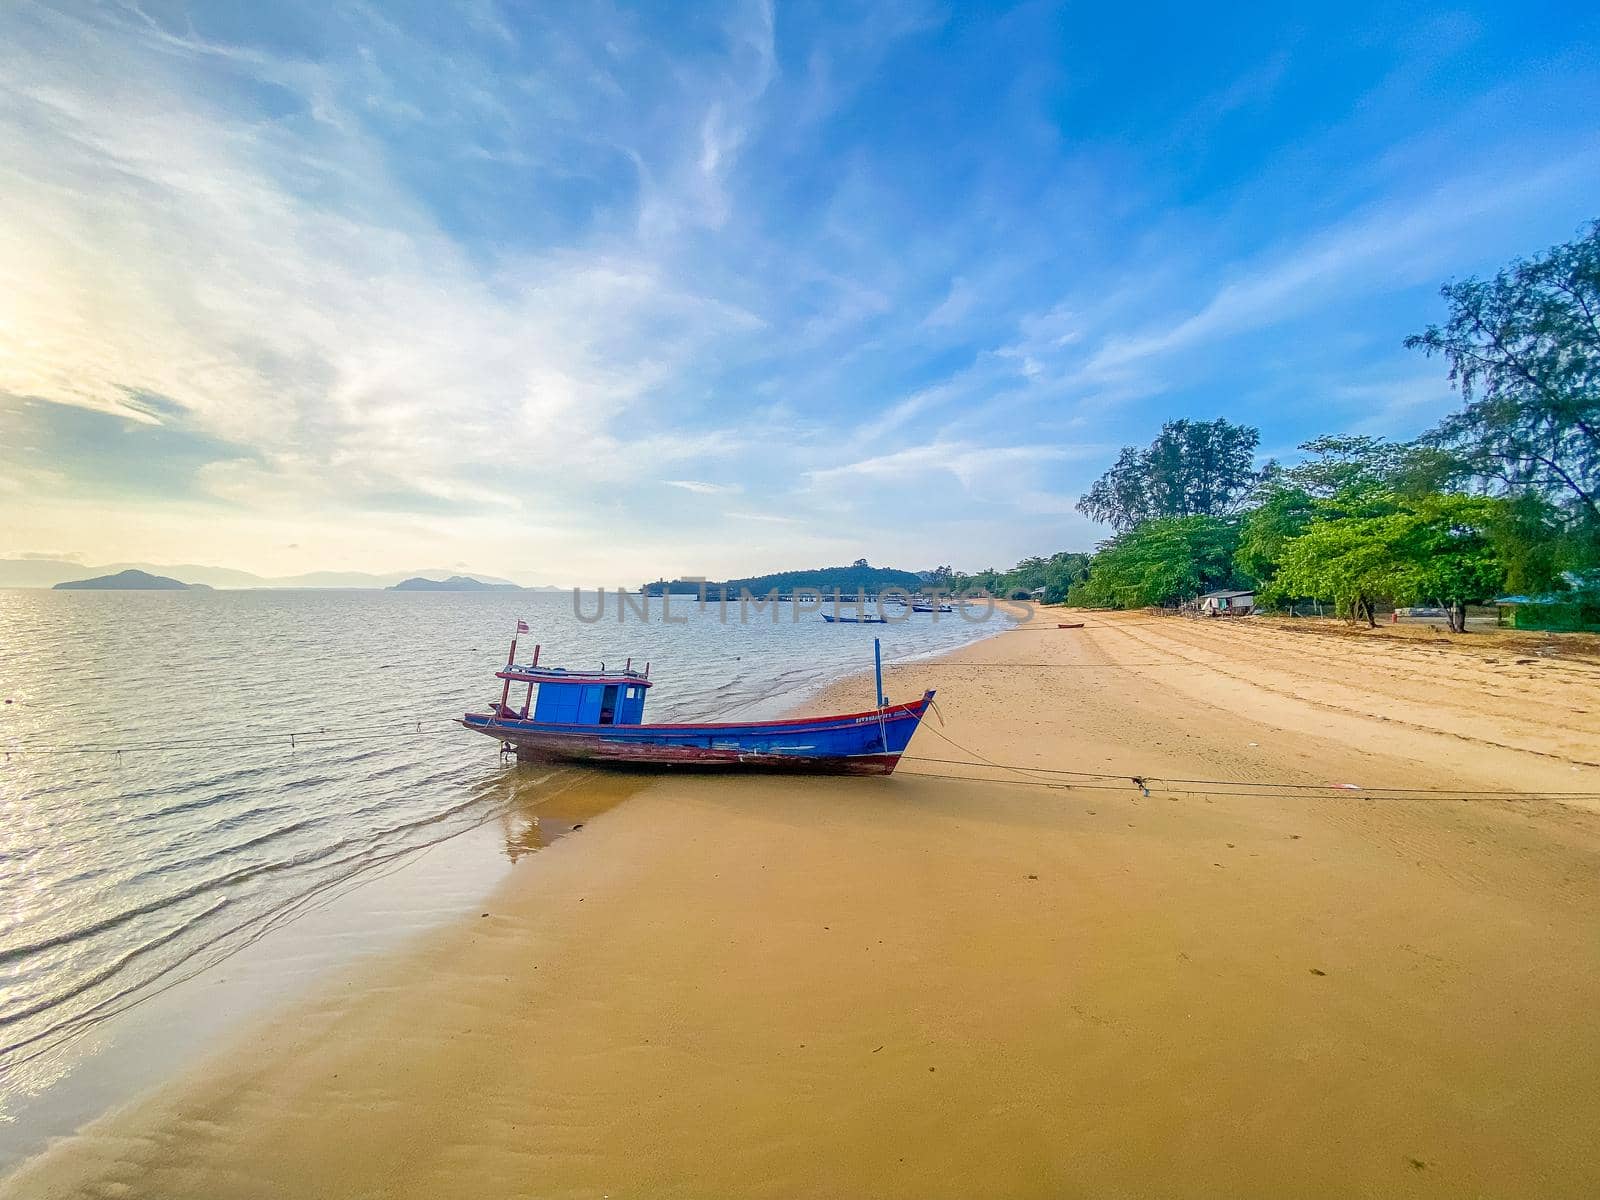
908, 721, 1599, 803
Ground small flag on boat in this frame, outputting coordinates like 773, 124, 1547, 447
516, 619, 530, 633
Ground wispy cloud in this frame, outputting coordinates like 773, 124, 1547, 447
0, 2, 767, 514
1086, 155, 1600, 382
4, 2, 1598, 579
726, 510, 800, 524
666, 479, 743, 494
922, 277, 976, 329
807, 441, 1088, 492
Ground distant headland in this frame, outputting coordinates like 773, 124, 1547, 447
642, 561, 923, 599
53, 569, 207, 591
388, 575, 521, 592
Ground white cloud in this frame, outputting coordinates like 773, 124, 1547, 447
922, 276, 975, 328
1334, 371, 1457, 438
636, 0, 776, 235
807, 440, 1085, 492
852, 378, 969, 444
0, 2, 769, 526
665, 479, 743, 494
1086, 156, 1599, 379
726, 509, 799, 523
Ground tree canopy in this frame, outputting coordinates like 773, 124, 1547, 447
1405, 219, 1600, 534
642, 563, 921, 596
1077, 418, 1263, 531
1274, 434, 1415, 498
1066, 516, 1240, 609
1273, 493, 1507, 631
948, 552, 1089, 603
1235, 484, 1317, 591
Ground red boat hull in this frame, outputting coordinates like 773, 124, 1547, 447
507, 735, 905, 774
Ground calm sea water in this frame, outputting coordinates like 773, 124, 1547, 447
0, 588, 1011, 1162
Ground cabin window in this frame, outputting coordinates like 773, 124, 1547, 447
627, 686, 642, 699
599, 684, 619, 725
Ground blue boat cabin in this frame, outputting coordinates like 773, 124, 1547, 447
531, 674, 649, 725
492, 646, 653, 727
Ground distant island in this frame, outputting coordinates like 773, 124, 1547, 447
643, 560, 924, 599
389, 575, 520, 591
53, 568, 205, 591
1, 558, 538, 589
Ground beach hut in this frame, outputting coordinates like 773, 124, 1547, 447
1495, 572, 1600, 631
1198, 588, 1255, 616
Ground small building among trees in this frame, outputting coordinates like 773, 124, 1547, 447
1495, 573, 1600, 631
1198, 589, 1255, 615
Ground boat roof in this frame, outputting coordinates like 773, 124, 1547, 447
495, 664, 653, 688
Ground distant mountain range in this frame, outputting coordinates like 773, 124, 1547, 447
0, 558, 563, 590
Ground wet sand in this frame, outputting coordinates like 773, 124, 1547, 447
7, 610, 1600, 1198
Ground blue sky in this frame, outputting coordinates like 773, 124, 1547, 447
2, 1, 1597, 583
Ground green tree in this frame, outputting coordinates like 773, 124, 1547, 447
1273, 493, 1507, 632
1002, 555, 1051, 597
988, 552, 1092, 601
1277, 435, 1416, 498
1405, 219, 1600, 538
953, 567, 1003, 596
1238, 461, 1417, 602
1041, 551, 1092, 603
1077, 419, 1263, 530
1487, 493, 1578, 596
1236, 485, 1317, 592
1067, 516, 1240, 608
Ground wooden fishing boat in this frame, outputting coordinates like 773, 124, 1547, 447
463, 633, 934, 775
911, 602, 954, 613
820, 612, 887, 624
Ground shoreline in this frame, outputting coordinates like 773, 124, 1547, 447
6, 608, 1600, 1197
0, 611, 1010, 1172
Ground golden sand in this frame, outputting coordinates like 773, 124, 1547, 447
7, 610, 1600, 1198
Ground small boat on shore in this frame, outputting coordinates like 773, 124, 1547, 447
463, 632, 934, 775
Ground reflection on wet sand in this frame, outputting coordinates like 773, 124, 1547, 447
495, 765, 653, 863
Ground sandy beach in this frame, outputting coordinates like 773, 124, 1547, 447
6, 609, 1600, 1198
